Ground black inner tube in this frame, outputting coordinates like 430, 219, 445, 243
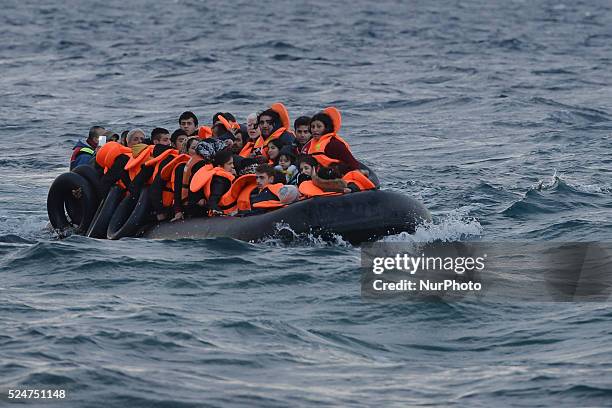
87, 185, 124, 238
107, 187, 151, 240
47, 172, 97, 234
72, 164, 103, 202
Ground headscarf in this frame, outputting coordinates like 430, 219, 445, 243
195, 138, 229, 162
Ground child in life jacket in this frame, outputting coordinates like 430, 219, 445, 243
275, 146, 298, 184
292, 155, 319, 186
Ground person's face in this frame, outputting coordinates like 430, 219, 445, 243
310, 120, 326, 138
222, 157, 236, 176
212, 123, 225, 137
267, 144, 279, 160
180, 118, 196, 135
127, 131, 145, 147
256, 172, 273, 189
295, 125, 311, 145
247, 117, 260, 139
233, 133, 244, 150
187, 141, 198, 156
154, 133, 171, 145
300, 162, 314, 176
91, 135, 100, 147
278, 155, 291, 170
258, 115, 274, 138
175, 135, 188, 151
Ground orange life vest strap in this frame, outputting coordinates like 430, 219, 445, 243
252, 200, 286, 209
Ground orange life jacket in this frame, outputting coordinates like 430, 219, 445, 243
96, 142, 131, 190
342, 170, 376, 191
217, 174, 258, 213
190, 166, 235, 199
160, 154, 190, 182
181, 158, 209, 202
307, 132, 352, 168
251, 183, 286, 209
298, 180, 342, 198
156, 154, 190, 207
125, 145, 154, 181
238, 137, 264, 157
198, 126, 213, 139
143, 148, 179, 206
96, 142, 130, 169
297, 170, 374, 199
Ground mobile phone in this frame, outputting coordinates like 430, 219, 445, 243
98, 135, 107, 147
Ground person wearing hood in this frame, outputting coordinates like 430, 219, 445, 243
70, 126, 106, 169
257, 103, 295, 159
307, 107, 361, 173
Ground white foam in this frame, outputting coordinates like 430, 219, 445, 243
382, 209, 483, 243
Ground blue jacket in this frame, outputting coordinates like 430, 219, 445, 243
70, 140, 95, 170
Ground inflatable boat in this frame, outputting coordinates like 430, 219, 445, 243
47, 164, 430, 245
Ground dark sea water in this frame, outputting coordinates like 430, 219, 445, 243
1, 0, 612, 406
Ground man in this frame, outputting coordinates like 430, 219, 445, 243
257, 103, 295, 158
151, 127, 171, 145
249, 164, 283, 209
70, 125, 106, 169
293, 116, 312, 154
179, 111, 198, 136
126, 128, 146, 147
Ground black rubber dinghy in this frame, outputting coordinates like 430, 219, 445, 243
142, 190, 430, 245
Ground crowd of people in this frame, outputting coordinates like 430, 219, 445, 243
69, 103, 376, 222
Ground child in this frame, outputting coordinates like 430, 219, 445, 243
293, 155, 318, 186
275, 146, 298, 184
267, 139, 284, 165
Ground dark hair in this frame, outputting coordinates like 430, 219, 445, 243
151, 127, 169, 142
294, 116, 311, 130
317, 166, 342, 180
212, 149, 234, 167
120, 130, 129, 146
310, 113, 333, 134
278, 145, 296, 163
88, 126, 105, 140
171, 128, 187, 145
257, 109, 281, 129
179, 111, 198, 127
268, 139, 285, 151
234, 124, 248, 145
297, 155, 318, 169
184, 136, 200, 153
255, 163, 275, 177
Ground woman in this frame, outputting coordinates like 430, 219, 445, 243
307, 107, 361, 172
